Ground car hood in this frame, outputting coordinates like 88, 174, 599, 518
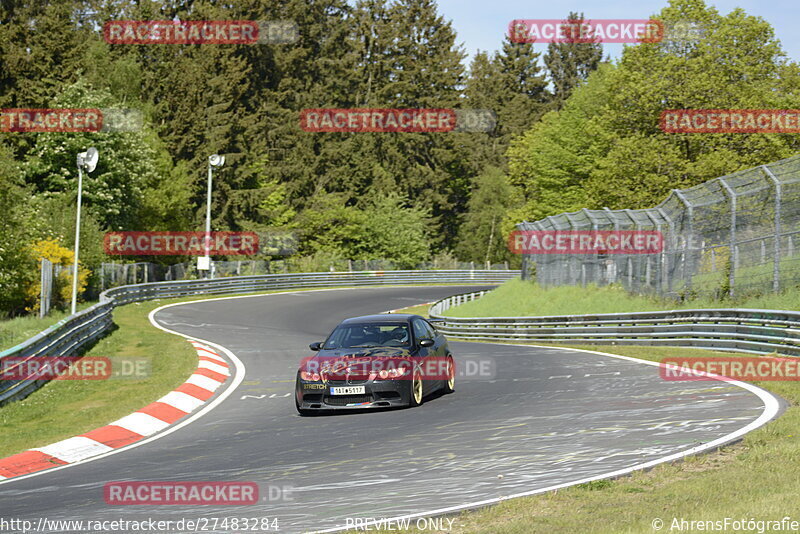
301, 347, 414, 379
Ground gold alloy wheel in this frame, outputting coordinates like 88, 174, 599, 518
412, 371, 423, 406
446, 358, 455, 391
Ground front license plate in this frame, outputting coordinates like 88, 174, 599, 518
330, 386, 366, 395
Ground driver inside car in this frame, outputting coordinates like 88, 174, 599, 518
385, 326, 409, 346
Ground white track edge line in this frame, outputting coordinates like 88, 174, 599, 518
307, 342, 783, 533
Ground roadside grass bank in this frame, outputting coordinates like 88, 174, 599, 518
0, 298, 198, 459
0, 284, 488, 459
349, 343, 798, 534
441, 278, 800, 318
0, 301, 97, 351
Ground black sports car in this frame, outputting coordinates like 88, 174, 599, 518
295, 314, 455, 414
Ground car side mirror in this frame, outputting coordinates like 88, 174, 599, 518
419, 339, 435, 347
309, 341, 323, 351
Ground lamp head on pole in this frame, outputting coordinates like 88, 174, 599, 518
77, 147, 99, 173
208, 154, 225, 168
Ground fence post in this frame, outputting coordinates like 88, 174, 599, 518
656, 207, 674, 295
564, 212, 579, 285
761, 165, 782, 292
582, 208, 599, 286
673, 190, 694, 292
40, 258, 53, 318
718, 178, 737, 298
644, 209, 663, 294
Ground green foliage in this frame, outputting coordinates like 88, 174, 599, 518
456, 166, 513, 263
358, 193, 432, 269
295, 192, 431, 268
506, 64, 615, 222
507, 0, 800, 224
21, 80, 171, 230
544, 12, 604, 107
0, 141, 35, 316
2, 0, 799, 318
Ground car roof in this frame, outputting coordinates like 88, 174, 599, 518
339, 314, 422, 325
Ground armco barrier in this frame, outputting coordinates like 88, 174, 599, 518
430, 290, 800, 357
0, 270, 517, 406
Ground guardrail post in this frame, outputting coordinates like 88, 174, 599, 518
761, 165, 782, 292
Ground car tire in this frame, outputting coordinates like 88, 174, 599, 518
442, 355, 455, 394
408, 368, 424, 407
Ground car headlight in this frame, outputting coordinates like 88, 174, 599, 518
300, 371, 320, 381
379, 367, 409, 379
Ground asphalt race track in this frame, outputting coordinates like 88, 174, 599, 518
0, 286, 780, 533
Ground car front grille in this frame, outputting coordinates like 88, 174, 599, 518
326, 379, 368, 386
324, 394, 373, 406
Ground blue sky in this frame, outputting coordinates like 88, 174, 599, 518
432, 0, 800, 65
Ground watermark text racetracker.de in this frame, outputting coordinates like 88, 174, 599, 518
660, 357, 800, 382
104, 20, 298, 44
0, 356, 150, 381
660, 109, 800, 134
103, 231, 259, 256
299, 355, 495, 382
299, 108, 496, 133
508, 230, 664, 255
103, 481, 294, 505
1, 108, 142, 133
509, 18, 663, 44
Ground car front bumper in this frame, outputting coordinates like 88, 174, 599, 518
295, 378, 412, 411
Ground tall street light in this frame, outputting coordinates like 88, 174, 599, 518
203, 154, 225, 278
71, 147, 99, 315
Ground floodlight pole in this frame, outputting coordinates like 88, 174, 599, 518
70, 162, 84, 315
203, 155, 225, 279
204, 162, 213, 278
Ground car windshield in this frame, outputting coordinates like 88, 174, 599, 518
323, 323, 411, 349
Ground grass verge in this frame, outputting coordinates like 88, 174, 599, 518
444, 278, 800, 317
376, 284, 800, 533
0, 301, 97, 352
0, 298, 198, 458
348, 343, 798, 533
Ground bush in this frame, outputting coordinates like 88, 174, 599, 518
25, 239, 91, 314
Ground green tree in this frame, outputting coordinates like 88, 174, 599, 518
358, 193, 432, 268
22, 80, 187, 231
0, 141, 36, 316
543, 12, 603, 108
507, 0, 800, 222
455, 166, 513, 263
506, 64, 614, 223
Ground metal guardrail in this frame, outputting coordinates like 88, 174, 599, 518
430, 291, 800, 357
0, 270, 517, 406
